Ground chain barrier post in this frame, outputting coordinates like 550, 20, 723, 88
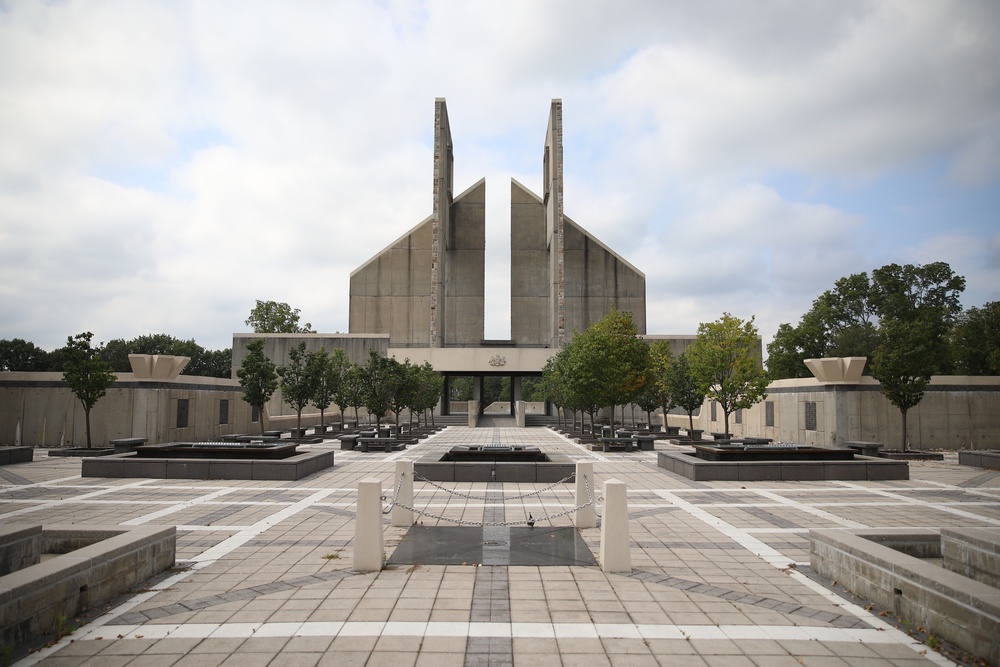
574, 462, 597, 529
599, 478, 631, 574
354, 478, 384, 573
391, 461, 414, 527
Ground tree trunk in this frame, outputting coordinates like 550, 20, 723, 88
319, 407, 326, 430
84, 406, 92, 448
723, 411, 730, 440
688, 410, 695, 435
904, 410, 910, 452
259, 405, 266, 436
296, 408, 302, 436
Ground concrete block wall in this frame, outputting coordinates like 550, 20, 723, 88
664, 375, 1000, 451
0, 372, 257, 447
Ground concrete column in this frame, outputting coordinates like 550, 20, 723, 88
599, 479, 630, 573
515, 401, 526, 428
354, 478, 384, 573
574, 462, 597, 529
391, 461, 415, 527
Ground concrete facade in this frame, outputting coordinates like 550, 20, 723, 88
0, 371, 257, 448
349, 99, 485, 348
664, 371, 1000, 451
511, 100, 646, 347
350, 98, 647, 354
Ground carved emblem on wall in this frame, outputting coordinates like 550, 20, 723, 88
488, 355, 506, 367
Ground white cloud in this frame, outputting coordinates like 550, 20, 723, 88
0, 0, 997, 354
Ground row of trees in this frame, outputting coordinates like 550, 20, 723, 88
767, 262, 978, 449
539, 308, 770, 438
237, 342, 444, 435
0, 334, 231, 378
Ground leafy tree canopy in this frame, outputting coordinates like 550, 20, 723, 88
688, 313, 769, 436
950, 301, 1000, 375
246, 300, 314, 334
0, 338, 50, 372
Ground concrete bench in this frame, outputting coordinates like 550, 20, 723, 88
358, 438, 406, 453
110, 438, 148, 454
339, 434, 361, 450
846, 441, 883, 457
594, 437, 634, 453
635, 435, 657, 451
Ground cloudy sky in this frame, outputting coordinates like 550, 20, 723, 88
1, 1, 998, 354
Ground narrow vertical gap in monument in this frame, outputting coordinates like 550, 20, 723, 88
484, 167, 512, 342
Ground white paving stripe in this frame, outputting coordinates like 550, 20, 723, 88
750, 489, 868, 528
652, 489, 956, 667
190, 488, 338, 563
72, 621, 932, 646
0, 478, 155, 519
833, 481, 1000, 526
121, 487, 242, 525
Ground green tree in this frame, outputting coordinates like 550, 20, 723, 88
341, 362, 366, 425
410, 362, 443, 426
950, 302, 1000, 375
277, 342, 315, 435
647, 340, 675, 429
361, 350, 399, 429
0, 338, 50, 371
688, 313, 769, 437
99, 333, 232, 378
766, 310, 828, 379
245, 300, 314, 333
664, 353, 705, 434
868, 262, 965, 449
237, 338, 278, 435
311, 348, 349, 428
61, 332, 117, 448
592, 308, 649, 427
388, 359, 418, 429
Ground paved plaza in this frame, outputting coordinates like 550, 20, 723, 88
2, 427, 997, 667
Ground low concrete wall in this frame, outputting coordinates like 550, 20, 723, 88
0, 525, 42, 576
0, 524, 175, 652
942, 527, 1000, 590
810, 528, 999, 665
959, 450, 1000, 470
665, 374, 1000, 451
0, 447, 32, 465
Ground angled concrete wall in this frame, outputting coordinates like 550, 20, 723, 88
349, 98, 484, 347
511, 100, 646, 347
349, 217, 434, 346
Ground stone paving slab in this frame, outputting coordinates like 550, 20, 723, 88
0, 430, 996, 666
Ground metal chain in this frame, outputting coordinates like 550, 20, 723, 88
584, 474, 603, 518
381, 473, 406, 514
389, 496, 596, 527
412, 473, 575, 501
379, 471, 600, 527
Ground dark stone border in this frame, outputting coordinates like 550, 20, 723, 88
47, 448, 115, 458
414, 452, 575, 483
81, 450, 334, 480
0, 447, 33, 465
657, 451, 908, 481
881, 451, 945, 461
959, 450, 1000, 470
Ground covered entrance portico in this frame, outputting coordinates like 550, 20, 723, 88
388, 346, 555, 421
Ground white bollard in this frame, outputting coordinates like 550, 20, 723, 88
599, 478, 631, 573
574, 462, 597, 529
391, 461, 415, 527
354, 478, 384, 573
